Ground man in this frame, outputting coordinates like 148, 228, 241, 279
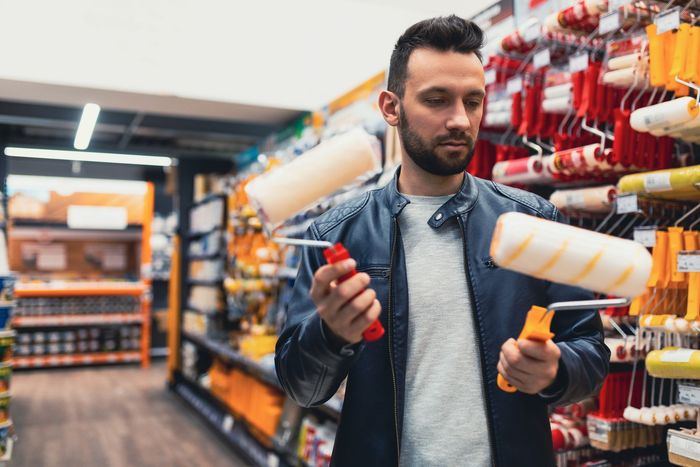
276, 15, 609, 467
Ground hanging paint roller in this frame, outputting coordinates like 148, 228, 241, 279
245, 128, 385, 342
630, 96, 700, 133
489, 212, 653, 392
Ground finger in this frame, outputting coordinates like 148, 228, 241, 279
336, 288, 377, 326
320, 272, 371, 316
347, 299, 382, 338
500, 352, 534, 382
518, 339, 561, 362
502, 342, 551, 376
497, 360, 527, 388
310, 259, 357, 303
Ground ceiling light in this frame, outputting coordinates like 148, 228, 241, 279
4, 147, 172, 167
74, 103, 100, 150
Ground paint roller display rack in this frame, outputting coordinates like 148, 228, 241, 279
12, 283, 151, 369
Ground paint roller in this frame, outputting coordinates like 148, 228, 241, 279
245, 128, 386, 342
549, 185, 617, 213
492, 156, 555, 185
489, 212, 653, 392
630, 97, 700, 133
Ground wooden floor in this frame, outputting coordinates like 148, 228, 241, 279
10, 361, 250, 467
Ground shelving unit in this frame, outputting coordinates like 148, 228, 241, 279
13, 283, 151, 369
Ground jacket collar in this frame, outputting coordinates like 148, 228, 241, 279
384, 166, 480, 226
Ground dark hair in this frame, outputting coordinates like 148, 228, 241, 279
388, 15, 485, 98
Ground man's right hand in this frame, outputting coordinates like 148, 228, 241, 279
310, 259, 382, 345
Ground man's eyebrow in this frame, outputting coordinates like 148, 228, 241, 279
417, 86, 486, 98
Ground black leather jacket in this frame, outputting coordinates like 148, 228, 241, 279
275, 169, 609, 466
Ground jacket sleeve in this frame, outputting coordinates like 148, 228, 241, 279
539, 208, 611, 406
274, 224, 364, 407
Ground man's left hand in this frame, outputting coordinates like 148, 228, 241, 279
497, 338, 561, 394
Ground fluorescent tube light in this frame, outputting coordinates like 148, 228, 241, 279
4, 147, 172, 167
74, 103, 100, 150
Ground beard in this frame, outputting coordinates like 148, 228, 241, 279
397, 104, 475, 176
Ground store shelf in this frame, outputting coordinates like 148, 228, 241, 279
12, 313, 144, 328
14, 352, 141, 368
0, 437, 14, 467
10, 220, 142, 241
15, 283, 146, 297
668, 430, 700, 464
181, 331, 281, 389
181, 331, 341, 418
173, 375, 289, 467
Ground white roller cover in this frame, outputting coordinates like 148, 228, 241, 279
550, 185, 617, 212
245, 128, 381, 227
631, 97, 700, 132
490, 212, 652, 297
608, 53, 641, 71
602, 68, 637, 87
542, 96, 573, 114
492, 156, 554, 185
650, 111, 700, 137
543, 83, 572, 100
488, 100, 512, 113
485, 111, 512, 127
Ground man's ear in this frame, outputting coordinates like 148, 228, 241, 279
379, 90, 401, 127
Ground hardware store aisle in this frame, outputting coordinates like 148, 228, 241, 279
10, 362, 248, 467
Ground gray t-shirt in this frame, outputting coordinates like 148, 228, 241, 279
398, 194, 492, 467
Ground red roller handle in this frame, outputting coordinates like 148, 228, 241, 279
323, 243, 385, 342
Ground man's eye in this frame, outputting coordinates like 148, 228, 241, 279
425, 98, 446, 105
467, 100, 482, 109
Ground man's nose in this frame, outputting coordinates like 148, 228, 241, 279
445, 104, 471, 132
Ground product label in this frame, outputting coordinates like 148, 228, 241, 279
616, 193, 638, 214
569, 53, 589, 73
677, 251, 700, 273
564, 191, 586, 208
678, 383, 700, 405
599, 11, 622, 35
660, 348, 695, 363
587, 417, 611, 443
485, 69, 497, 86
643, 172, 673, 192
533, 49, 551, 70
633, 226, 657, 247
669, 433, 700, 461
507, 77, 523, 95
655, 7, 681, 35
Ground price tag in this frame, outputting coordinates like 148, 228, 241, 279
523, 23, 541, 43
533, 49, 551, 70
485, 69, 497, 86
599, 11, 621, 35
222, 414, 234, 432
507, 76, 523, 95
669, 433, 700, 461
678, 383, 700, 405
655, 7, 681, 34
616, 193, 638, 214
677, 250, 700, 273
587, 417, 611, 443
569, 53, 589, 73
609, 0, 630, 9
633, 226, 657, 247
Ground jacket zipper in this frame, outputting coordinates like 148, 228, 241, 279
457, 215, 498, 467
388, 216, 401, 465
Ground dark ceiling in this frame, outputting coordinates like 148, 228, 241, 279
0, 99, 301, 180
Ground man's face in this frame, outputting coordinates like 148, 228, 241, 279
397, 48, 485, 176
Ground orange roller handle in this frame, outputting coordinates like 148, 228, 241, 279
682, 26, 700, 83
497, 305, 555, 393
668, 227, 686, 283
